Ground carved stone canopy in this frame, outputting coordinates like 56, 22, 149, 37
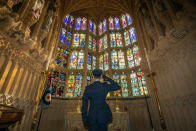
61, 0, 133, 23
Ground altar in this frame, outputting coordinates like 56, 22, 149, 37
65, 112, 130, 131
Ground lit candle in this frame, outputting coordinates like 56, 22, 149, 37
46, 46, 54, 71
144, 48, 152, 72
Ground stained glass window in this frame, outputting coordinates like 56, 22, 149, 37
137, 69, 148, 95
99, 55, 104, 70
121, 14, 127, 28
98, 38, 103, 52
92, 56, 96, 70
118, 50, 126, 69
69, 15, 74, 28
56, 47, 69, 68
133, 45, 141, 66
89, 19, 93, 32
115, 17, 120, 30
73, 34, 79, 47
109, 16, 114, 30
120, 73, 128, 97
66, 31, 72, 45
127, 48, 134, 68
87, 53, 92, 70
70, 50, 84, 69
110, 33, 123, 47
66, 73, 83, 97
103, 35, 107, 50
76, 17, 81, 30
64, 15, 69, 25
103, 19, 107, 32
110, 33, 116, 47
127, 46, 141, 68
113, 72, 121, 96
126, 13, 132, 25
58, 14, 147, 98
111, 50, 118, 69
111, 50, 125, 69
88, 35, 92, 50
130, 71, 139, 96
70, 51, 77, 69
129, 27, 137, 43
60, 28, 66, 43
87, 75, 91, 86
131, 69, 147, 96
124, 30, 131, 46
116, 33, 123, 47
81, 17, 87, 30
93, 39, 96, 51
74, 73, 83, 96
99, 22, 103, 35
73, 34, 86, 47
78, 51, 84, 69
48, 71, 66, 96
113, 72, 120, 83
104, 53, 109, 70
66, 73, 75, 97
79, 34, 86, 47
93, 23, 96, 35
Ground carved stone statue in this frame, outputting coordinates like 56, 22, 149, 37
39, 8, 54, 42
29, 47, 48, 64
0, 0, 22, 32
32, 0, 45, 19
152, 0, 173, 34
140, 4, 157, 49
21, 0, 45, 36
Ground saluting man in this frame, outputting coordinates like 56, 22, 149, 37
81, 69, 121, 131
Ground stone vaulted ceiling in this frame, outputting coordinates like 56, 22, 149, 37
61, 0, 133, 23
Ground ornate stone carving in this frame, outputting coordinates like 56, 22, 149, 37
0, 0, 21, 32
152, 0, 173, 35
140, 4, 157, 50
19, 0, 45, 38
171, 0, 196, 30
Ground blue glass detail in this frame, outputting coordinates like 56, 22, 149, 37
60, 28, 66, 43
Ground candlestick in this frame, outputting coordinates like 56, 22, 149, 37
144, 48, 152, 72
46, 46, 54, 71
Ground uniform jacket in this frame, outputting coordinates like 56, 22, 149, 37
81, 78, 121, 124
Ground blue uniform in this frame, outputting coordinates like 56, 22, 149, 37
81, 78, 121, 131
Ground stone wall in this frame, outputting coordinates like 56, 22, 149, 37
39, 99, 154, 131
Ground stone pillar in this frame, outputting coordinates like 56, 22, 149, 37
30, 72, 40, 98
137, 12, 153, 51
21, 70, 33, 98
82, 17, 90, 91
0, 59, 12, 90
8, 64, 21, 95
144, 0, 163, 36
18, 68, 29, 97
27, 73, 37, 100
107, 28, 112, 76
160, 0, 176, 21
12, 66, 25, 97
5, 63, 18, 95
44, 15, 57, 49
0, 59, 16, 94
0, 55, 6, 70
28, 72, 40, 100
0, 55, 11, 81
18, 0, 35, 19
121, 27, 132, 96
32, 74, 42, 102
